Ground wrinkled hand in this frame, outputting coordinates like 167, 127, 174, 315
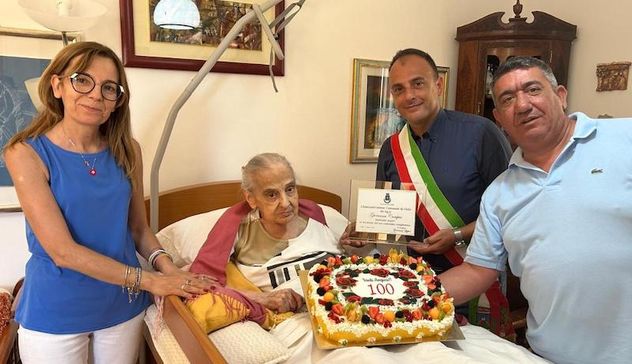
339, 222, 369, 248
248, 289, 304, 313
407, 228, 457, 255
147, 270, 217, 299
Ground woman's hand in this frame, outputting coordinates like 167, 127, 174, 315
245, 289, 304, 313
143, 271, 217, 299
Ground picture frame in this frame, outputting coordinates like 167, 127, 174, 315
349, 58, 449, 163
119, 0, 285, 75
0, 27, 78, 212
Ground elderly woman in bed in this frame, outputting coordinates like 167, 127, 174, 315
187, 153, 344, 332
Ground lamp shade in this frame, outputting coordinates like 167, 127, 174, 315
153, 0, 200, 30
18, 0, 107, 32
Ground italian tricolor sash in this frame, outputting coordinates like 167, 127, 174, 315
391, 124, 465, 264
390, 124, 515, 339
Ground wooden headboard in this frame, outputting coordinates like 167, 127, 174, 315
144, 180, 342, 230
142, 181, 343, 363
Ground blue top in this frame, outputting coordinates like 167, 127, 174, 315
16, 135, 150, 334
377, 109, 511, 272
466, 112, 632, 364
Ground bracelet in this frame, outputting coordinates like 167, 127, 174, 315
121, 265, 131, 293
130, 267, 142, 303
452, 228, 466, 246
147, 248, 164, 267
121, 265, 142, 303
148, 248, 173, 270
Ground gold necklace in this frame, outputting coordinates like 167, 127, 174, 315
61, 124, 98, 176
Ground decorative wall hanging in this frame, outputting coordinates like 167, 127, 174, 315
0, 27, 77, 211
596, 62, 631, 92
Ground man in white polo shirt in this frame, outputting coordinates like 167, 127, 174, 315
440, 56, 632, 364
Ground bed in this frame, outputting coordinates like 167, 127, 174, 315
142, 180, 344, 364
142, 181, 549, 364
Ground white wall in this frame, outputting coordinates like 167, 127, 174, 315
118, 0, 457, 205
0, 214, 29, 292
1, 0, 631, 290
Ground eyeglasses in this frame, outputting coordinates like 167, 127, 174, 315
67, 72, 125, 101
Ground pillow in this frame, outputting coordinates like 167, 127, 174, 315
156, 204, 348, 267
145, 304, 289, 364
209, 321, 290, 364
156, 207, 229, 267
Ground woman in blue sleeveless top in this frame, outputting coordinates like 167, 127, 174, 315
3, 42, 214, 364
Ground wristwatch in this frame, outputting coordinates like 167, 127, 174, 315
452, 228, 466, 246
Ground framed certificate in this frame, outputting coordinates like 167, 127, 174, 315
348, 180, 422, 245
356, 188, 416, 236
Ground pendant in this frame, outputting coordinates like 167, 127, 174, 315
89, 168, 97, 176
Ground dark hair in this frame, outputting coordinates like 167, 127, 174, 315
491, 56, 558, 94
389, 48, 438, 79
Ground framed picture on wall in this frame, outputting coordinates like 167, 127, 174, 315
119, 0, 285, 75
0, 27, 75, 211
349, 58, 449, 163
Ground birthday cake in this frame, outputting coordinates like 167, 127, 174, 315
306, 250, 454, 346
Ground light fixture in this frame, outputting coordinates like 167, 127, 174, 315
149, 0, 307, 231
18, 0, 107, 45
23, 78, 42, 111
153, 0, 200, 30
18, 0, 107, 110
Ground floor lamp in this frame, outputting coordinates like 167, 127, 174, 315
149, 0, 307, 232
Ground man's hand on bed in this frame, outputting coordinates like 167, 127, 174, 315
244, 289, 304, 313
143, 271, 217, 299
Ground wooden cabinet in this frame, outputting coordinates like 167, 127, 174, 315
454, 2, 577, 122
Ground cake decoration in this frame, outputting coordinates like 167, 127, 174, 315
305, 249, 454, 345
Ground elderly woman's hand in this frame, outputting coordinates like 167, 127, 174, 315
245, 289, 304, 313
144, 270, 217, 299
339, 222, 371, 248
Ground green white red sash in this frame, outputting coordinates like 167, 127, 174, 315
390, 124, 515, 339
390, 124, 464, 264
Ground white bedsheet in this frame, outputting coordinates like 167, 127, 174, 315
145, 305, 550, 364
270, 313, 549, 364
